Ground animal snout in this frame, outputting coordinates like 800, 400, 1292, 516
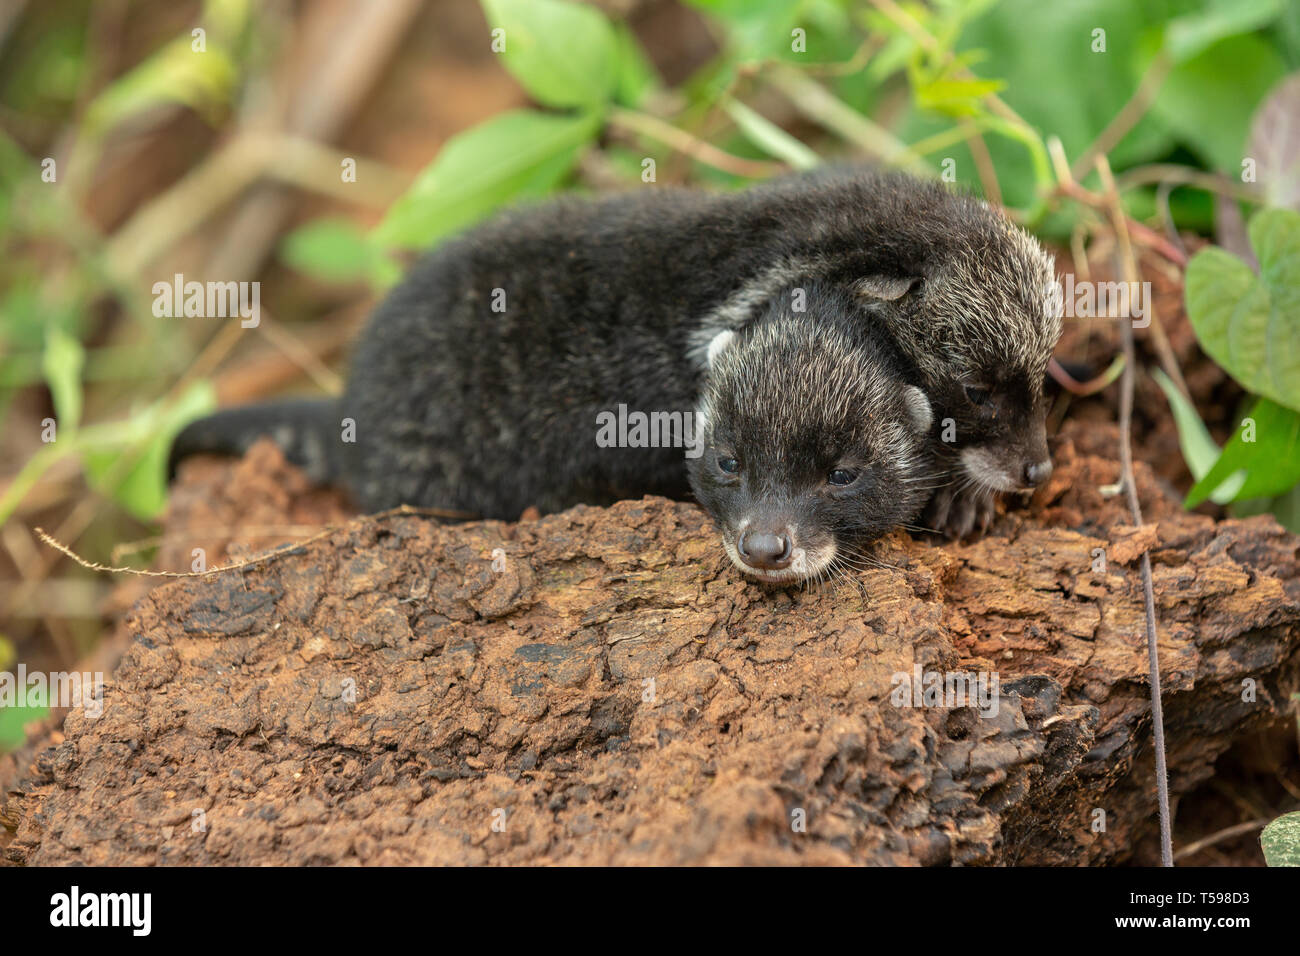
1023, 459, 1053, 486
737, 528, 793, 571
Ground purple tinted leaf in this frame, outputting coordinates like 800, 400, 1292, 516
1247, 71, 1300, 210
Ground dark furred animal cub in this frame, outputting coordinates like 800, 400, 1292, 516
172, 167, 1060, 545
690, 287, 934, 583
687, 167, 1062, 537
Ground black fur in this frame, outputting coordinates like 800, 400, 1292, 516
171, 167, 1060, 534
689, 285, 934, 582
169, 398, 341, 483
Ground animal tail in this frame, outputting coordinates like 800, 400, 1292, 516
168, 397, 342, 483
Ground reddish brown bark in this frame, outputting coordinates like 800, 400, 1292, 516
4, 427, 1298, 865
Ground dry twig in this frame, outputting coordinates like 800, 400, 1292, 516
1097, 154, 1174, 868
35, 504, 476, 579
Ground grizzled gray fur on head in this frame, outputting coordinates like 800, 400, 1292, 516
170, 165, 1058, 544
850, 194, 1060, 504
689, 285, 934, 583
689, 167, 1062, 524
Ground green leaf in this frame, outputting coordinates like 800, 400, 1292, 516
1152, 368, 1244, 505
904, 0, 1175, 209
373, 109, 598, 249
1150, 33, 1286, 173
205, 0, 256, 39
369, 254, 403, 291
685, 0, 807, 59
1247, 71, 1300, 210
686, 0, 800, 25
1261, 811, 1300, 866
1, 279, 50, 352
482, 0, 618, 108
82, 35, 237, 136
914, 73, 1005, 117
613, 23, 660, 108
1163, 0, 1283, 63
1185, 208, 1300, 411
0, 636, 49, 751
280, 218, 376, 284
42, 326, 84, 433
84, 381, 217, 520
1186, 398, 1300, 507
1277, 0, 1300, 67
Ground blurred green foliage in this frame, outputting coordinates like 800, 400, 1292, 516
3, 0, 1300, 562
0, 637, 46, 752
373, 108, 602, 249
273, 0, 1300, 272
0, 0, 261, 525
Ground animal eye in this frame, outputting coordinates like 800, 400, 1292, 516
964, 384, 992, 406
717, 457, 740, 474
828, 468, 856, 486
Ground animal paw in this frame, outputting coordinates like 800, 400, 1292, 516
923, 485, 997, 540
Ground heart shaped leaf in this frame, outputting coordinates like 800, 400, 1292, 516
1185, 208, 1300, 412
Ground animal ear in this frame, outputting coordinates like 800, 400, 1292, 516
855, 275, 921, 302
705, 329, 737, 369
901, 386, 933, 434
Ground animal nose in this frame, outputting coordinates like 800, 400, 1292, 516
1024, 459, 1053, 486
737, 529, 793, 570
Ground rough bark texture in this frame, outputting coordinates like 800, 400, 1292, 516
4, 425, 1299, 865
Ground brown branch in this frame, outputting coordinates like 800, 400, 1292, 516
3, 319, 243, 622
1048, 355, 1125, 396
1097, 154, 1174, 868
961, 117, 1002, 206
1052, 180, 1188, 267
259, 313, 346, 396
110, 526, 331, 563
607, 107, 784, 179
804, 33, 888, 77
1116, 163, 1264, 204
1173, 819, 1268, 862
764, 66, 931, 174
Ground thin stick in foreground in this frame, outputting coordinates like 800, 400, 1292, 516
1098, 154, 1174, 868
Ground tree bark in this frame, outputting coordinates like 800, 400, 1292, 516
4, 425, 1299, 865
